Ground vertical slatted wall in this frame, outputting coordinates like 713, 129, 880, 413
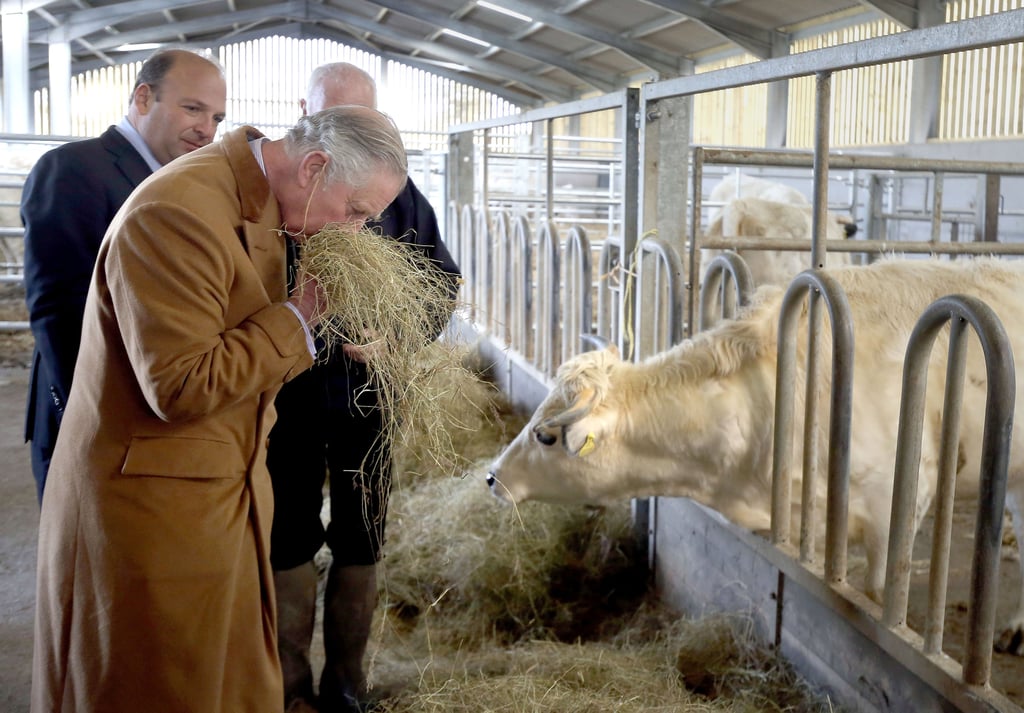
787, 18, 910, 148
941, 0, 1024, 139
34, 36, 519, 150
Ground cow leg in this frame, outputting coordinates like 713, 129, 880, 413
861, 522, 888, 604
994, 487, 1024, 655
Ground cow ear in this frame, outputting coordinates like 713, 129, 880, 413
564, 421, 601, 457
563, 408, 615, 457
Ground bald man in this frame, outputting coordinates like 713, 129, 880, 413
267, 62, 461, 713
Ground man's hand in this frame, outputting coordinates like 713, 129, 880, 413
342, 330, 385, 363
287, 269, 326, 329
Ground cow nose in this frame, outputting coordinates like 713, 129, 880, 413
485, 472, 496, 488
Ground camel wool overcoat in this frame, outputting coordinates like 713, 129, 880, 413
31, 126, 315, 713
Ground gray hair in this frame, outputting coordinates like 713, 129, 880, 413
284, 106, 407, 189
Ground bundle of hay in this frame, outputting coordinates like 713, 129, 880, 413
299, 224, 497, 478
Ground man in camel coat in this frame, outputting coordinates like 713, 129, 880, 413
31, 107, 408, 713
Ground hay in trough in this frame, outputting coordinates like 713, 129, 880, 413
370, 612, 841, 712
374, 473, 842, 711
360, 473, 839, 713
298, 223, 489, 479
379, 473, 648, 649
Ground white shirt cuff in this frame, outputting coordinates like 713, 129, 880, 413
283, 302, 317, 357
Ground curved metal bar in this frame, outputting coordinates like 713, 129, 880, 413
563, 226, 594, 364
509, 216, 533, 358
698, 251, 755, 331
473, 206, 491, 329
880, 295, 1014, 687
771, 269, 855, 588
535, 220, 561, 377
634, 236, 685, 360
491, 211, 512, 340
597, 236, 624, 353
446, 200, 460, 259
459, 204, 476, 321
580, 333, 612, 353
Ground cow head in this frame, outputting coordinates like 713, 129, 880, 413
486, 345, 626, 505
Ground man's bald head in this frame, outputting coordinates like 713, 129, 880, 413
301, 62, 377, 115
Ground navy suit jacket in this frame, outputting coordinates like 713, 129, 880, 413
22, 126, 152, 458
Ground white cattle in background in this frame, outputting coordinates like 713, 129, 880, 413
702, 174, 857, 289
487, 258, 1024, 654
709, 172, 812, 206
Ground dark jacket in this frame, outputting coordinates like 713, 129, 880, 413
21, 126, 152, 477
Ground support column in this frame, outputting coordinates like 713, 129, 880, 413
765, 33, 792, 148
907, 2, 946, 144
49, 39, 73, 136
1, 0, 31, 133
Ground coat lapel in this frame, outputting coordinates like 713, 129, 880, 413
225, 128, 289, 302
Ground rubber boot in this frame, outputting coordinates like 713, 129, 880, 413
274, 561, 319, 711
318, 563, 378, 713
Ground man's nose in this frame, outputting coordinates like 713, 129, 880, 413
195, 115, 217, 140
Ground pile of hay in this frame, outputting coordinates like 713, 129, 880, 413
380, 477, 648, 648
372, 610, 839, 712
369, 473, 843, 712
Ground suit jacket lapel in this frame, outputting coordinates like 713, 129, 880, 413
99, 126, 152, 188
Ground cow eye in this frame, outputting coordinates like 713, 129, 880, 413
534, 428, 557, 446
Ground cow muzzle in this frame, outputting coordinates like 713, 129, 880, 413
485, 471, 513, 504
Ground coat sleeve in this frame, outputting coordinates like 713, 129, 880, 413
105, 200, 313, 422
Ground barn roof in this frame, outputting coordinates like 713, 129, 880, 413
14, 0, 920, 107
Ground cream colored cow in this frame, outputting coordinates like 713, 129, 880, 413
702, 174, 857, 288
487, 258, 1024, 654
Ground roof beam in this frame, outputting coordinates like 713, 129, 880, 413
307, 2, 576, 102
481, 0, 682, 76
856, 0, 917, 29
30, 19, 540, 108
361, 0, 618, 93
294, 22, 541, 107
53, 1, 307, 51
37, 0, 212, 42
639, 0, 784, 58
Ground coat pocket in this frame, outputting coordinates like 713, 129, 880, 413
122, 435, 247, 479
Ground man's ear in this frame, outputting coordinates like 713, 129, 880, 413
133, 84, 154, 114
298, 151, 329, 188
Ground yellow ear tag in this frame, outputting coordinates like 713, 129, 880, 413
578, 432, 597, 457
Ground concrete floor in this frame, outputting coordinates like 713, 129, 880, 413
0, 367, 36, 713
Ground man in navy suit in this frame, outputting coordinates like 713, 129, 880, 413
21, 47, 227, 502
267, 63, 461, 713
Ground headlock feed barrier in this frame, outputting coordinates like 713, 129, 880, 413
447, 9, 1024, 712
